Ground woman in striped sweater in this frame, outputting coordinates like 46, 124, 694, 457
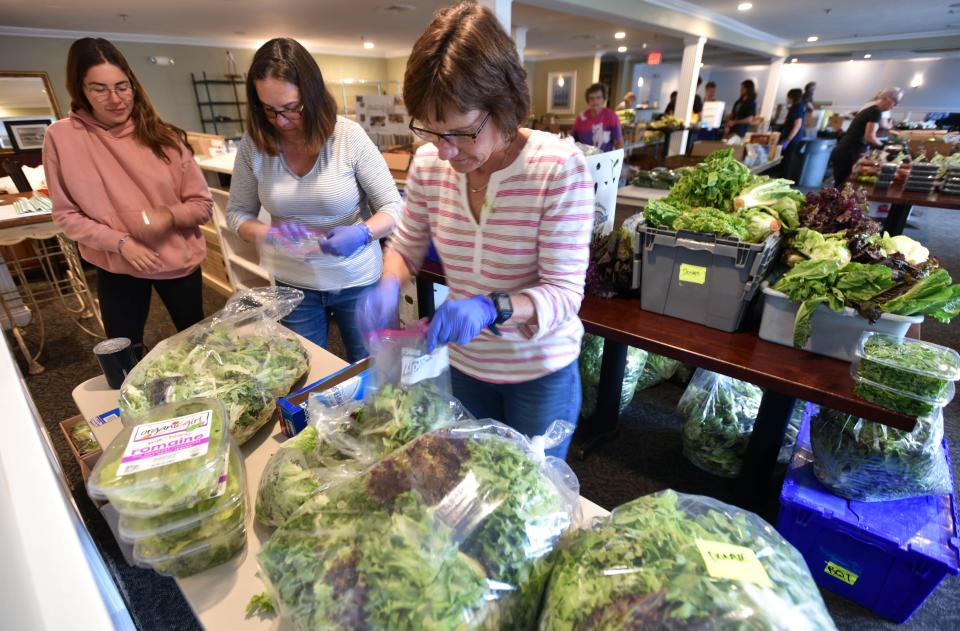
227, 38, 401, 362
361, 1, 594, 457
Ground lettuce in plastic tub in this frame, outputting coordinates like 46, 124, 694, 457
539, 489, 837, 630
678, 369, 764, 478
578, 334, 647, 418
257, 420, 579, 630
809, 406, 952, 501
120, 287, 310, 444
135, 520, 246, 578
87, 398, 231, 517
255, 327, 472, 527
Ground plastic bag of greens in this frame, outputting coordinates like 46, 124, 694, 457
540, 489, 837, 631
779, 400, 806, 464
678, 369, 764, 478
809, 405, 952, 501
257, 419, 579, 630
634, 352, 683, 391
255, 326, 472, 527
578, 334, 647, 419
119, 287, 310, 445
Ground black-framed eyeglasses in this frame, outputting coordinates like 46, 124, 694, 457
262, 103, 305, 121
409, 112, 490, 146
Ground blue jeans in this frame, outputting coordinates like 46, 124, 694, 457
450, 361, 581, 459
278, 282, 370, 363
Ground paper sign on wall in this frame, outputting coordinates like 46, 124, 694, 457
355, 94, 410, 135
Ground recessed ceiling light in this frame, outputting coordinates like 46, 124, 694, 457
790, 57, 799, 63
363, 41, 375, 49
737, 2, 753, 10
617, 46, 628, 53
863, 53, 872, 59
614, 31, 626, 39
807, 35, 819, 42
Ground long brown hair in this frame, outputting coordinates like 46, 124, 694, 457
246, 38, 338, 155
65, 37, 190, 162
404, 1, 530, 140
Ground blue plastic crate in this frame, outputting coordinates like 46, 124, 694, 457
777, 411, 960, 623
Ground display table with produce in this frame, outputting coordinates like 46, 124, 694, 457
862, 181, 960, 236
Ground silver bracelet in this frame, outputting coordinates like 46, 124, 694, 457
117, 234, 131, 252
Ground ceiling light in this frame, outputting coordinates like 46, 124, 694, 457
807, 35, 819, 42
343, 78, 355, 84
910, 72, 924, 88
614, 31, 626, 39
617, 46, 628, 53
642, 43, 647, 49
363, 41, 375, 49
557, 76, 564, 88
791, 57, 799, 63
737, 2, 753, 10
863, 53, 872, 59
637, 76, 644, 88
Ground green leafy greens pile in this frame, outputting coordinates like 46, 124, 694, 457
69, 419, 100, 456
585, 227, 635, 298
257, 422, 576, 630
256, 382, 471, 527
539, 489, 836, 630
579, 334, 647, 419
809, 406, 952, 501
121, 323, 309, 444
635, 352, 687, 391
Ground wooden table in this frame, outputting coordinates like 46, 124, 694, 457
863, 182, 960, 236
415, 260, 916, 506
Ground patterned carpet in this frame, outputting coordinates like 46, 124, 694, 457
14, 204, 959, 630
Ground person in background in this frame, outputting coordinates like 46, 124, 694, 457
226, 38, 401, 362
570, 82, 624, 151
614, 91, 636, 111
830, 86, 903, 187
802, 82, 817, 112
704, 81, 717, 102
43, 38, 211, 358
359, 1, 594, 458
663, 91, 678, 116
692, 77, 704, 119
779, 88, 806, 174
724, 79, 757, 138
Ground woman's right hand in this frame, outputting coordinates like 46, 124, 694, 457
119, 237, 163, 273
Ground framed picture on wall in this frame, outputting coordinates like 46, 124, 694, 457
547, 71, 576, 114
3, 119, 51, 152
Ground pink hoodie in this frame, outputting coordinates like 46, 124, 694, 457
43, 110, 212, 280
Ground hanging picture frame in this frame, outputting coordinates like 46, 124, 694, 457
3, 119, 51, 152
547, 71, 576, 115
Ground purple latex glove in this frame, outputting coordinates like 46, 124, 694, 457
357, 276, 401, 342
319, 224, 371, 257
426, 295, 497, 352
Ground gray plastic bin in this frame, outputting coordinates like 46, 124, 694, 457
790, 138, 837, 188
637, 224, 782, 332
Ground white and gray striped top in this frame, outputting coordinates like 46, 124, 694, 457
226, 117, 402, 291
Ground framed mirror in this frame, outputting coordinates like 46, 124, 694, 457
0, 71, 62, 155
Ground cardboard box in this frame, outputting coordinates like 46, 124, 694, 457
275, 358, 371, 437
908, 140, 954, 160
691, 141, 745, 160
186, 131, 226, 158
59, 415, 103, 481
745, 131, 781, 147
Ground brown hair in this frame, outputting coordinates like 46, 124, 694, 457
403, 1, 529, 139
246, 38, 338, 155
585, 83, 606, 101
66, 38, 190, 162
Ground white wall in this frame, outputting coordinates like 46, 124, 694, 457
631, 62, 681, 110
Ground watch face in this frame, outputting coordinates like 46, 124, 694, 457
494, 294, 511, 311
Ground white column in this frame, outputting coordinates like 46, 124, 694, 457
759, 57, 786, 132
591, 52, 603, 84
512, 26, 527, 65
478, 0, 511, 33
669, 36, 706, 156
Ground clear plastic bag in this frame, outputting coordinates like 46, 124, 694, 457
578, 334, 647, 419
258, 226, 355, 293
119, 287, 310, 445
634, 352, 683, 391
540, 489, 837, 630
257, 419, 580, 631
809, 405, 952, 501
678, 369, 764, 478
255, 326, 471, 528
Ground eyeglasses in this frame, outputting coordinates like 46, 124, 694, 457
262, 103, 305, 121
409, 112, 490, 146
85, 82, 133, 101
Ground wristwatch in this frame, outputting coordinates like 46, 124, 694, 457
488, 292, 513, 336
117, 234, 131, 252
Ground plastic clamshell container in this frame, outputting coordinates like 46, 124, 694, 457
777, 417, 960, 623
87, 398, 232, 517
759, 284, 923, 362
636, 223, 781, 332
133, 521, 247, 578
117, 444, 246, 541
851, 366, 955, 417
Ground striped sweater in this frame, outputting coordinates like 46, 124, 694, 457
389, 130, 594, 384
226, 117, 402, 291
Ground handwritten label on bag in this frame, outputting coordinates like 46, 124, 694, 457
824, 561, 859, 586
678, 263, 707, 284
401, 346, 449, 386
117, 409, 213, 477
695, 539, 772, 587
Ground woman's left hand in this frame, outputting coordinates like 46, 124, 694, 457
426, 295, 497, 352
319, 224, 371, 257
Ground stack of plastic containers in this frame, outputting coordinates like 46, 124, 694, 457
904, 161, 939, 193
850, 332, 959, 417
874, 162, 897, 189
943, 164, 960, 196
87, 398, 247, 577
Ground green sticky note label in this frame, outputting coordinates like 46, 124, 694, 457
678, 263, 707, 284
695, 539, 772, 587
824, 561, 859, 586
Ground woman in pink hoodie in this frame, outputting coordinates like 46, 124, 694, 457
44, 38, 212, 357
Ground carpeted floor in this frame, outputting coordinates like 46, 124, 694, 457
13, 203, 959, 630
